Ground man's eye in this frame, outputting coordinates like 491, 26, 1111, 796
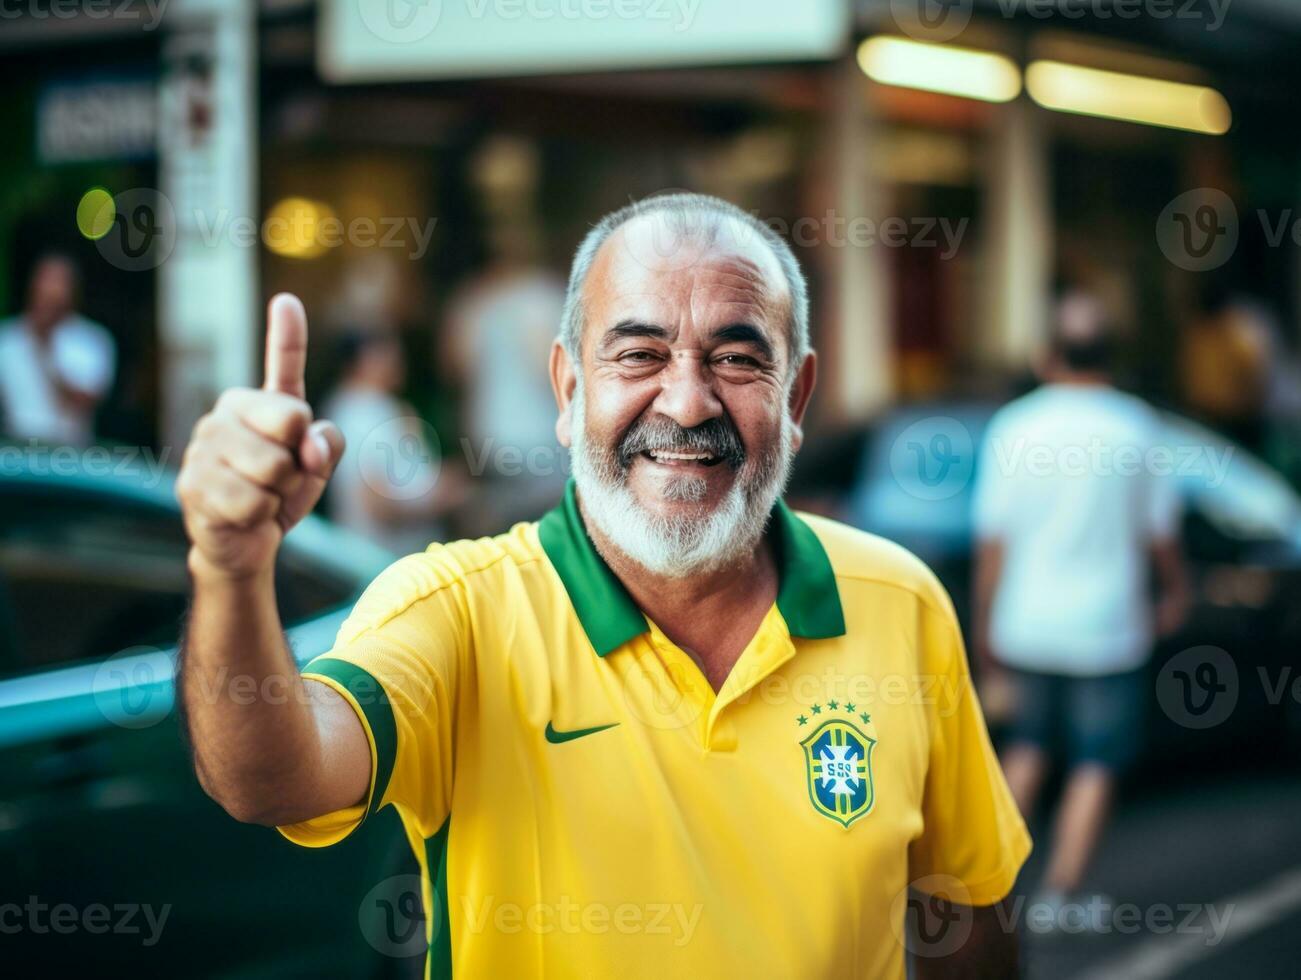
714, 354, 759, 368
620, 350, 659, 363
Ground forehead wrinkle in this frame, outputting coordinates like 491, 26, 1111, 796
707, 263, 768, 287
584, 222, 793, 359
686, 274, 778, 343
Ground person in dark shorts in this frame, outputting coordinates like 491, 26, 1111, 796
972, 292, 1190, 923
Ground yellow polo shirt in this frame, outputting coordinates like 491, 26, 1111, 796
281, 481, 1030, 978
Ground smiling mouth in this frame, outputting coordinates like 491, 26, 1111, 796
640, 449, 725, 467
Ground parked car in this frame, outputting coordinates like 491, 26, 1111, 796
0, 455, 425, 977
793, 402, 1301, 776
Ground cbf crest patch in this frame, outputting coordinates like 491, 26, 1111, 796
798, 710, 877, 828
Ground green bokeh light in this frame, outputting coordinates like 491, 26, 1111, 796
77, 187, 115, 240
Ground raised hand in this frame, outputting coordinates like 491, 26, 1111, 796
177, 293, 345, 581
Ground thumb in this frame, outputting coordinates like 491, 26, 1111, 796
299, 419, 345, 479
278, 420, 344, 531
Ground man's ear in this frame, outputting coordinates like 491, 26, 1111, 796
786, 352, 817, 452
550, 340, 578, 448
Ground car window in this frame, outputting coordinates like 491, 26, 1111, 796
0, 485, 356, 678
850, 406, 989, 550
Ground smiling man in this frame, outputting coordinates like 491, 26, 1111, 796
177, 193, 1030, 978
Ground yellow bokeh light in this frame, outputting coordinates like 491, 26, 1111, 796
1026, 61, 1231, 135
857, 36, 1022, 104
262, 197, 338, 259
77, 187, 115, 240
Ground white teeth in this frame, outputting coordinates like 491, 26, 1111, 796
649, 450, 714, 461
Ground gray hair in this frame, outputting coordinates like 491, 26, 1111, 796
558, 193, 810, 375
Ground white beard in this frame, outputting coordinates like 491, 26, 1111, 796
569, 385, 794, 578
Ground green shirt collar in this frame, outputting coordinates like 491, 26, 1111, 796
538, 480, 846, 657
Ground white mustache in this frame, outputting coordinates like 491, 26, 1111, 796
618, 416, 744, 468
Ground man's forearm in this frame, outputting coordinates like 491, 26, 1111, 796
914, 899, 1019, 980
180, 559, 323, 825
1151, 538, 1191, 636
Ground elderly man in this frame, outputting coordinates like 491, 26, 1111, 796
178, 194, 1029, 978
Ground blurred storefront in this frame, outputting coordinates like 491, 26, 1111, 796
3, 0, 1300, 458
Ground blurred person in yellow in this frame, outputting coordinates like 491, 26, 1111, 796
176, 194, 1029, 978
973, 292, 1190, 929
1179, 283, 1270, 450
0, 253, 116, 446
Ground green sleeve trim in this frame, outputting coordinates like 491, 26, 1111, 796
426, 820, 453, 980
304, 657, 398, 819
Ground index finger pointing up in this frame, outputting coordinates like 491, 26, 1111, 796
264, 292, 309, 399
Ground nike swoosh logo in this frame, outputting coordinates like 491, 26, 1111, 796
544, 721, 619, 744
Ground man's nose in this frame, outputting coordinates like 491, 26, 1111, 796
652, 353, 724, 430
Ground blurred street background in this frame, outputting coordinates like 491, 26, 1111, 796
2, 1, 1301, 977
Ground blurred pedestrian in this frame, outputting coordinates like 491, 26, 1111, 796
443, 226, 567, 534
972, 291, 1191, 924
0, 253, 116, 445
321, 329, 463, 556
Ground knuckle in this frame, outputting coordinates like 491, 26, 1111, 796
287, 401, 313, 429
240, 491, 277, 528
192, 412, 217, 441
176, 465, 207, 505
213, 388, 247, 412
267, 449, 298, 484
235, 484, 277, 525
264, 398, 309, 439
249, 455, 282, 488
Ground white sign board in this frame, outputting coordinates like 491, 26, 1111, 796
320, 0, 848, 82
38, 78, 156, 164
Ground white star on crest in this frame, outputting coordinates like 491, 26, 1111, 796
819, 743, 861, 796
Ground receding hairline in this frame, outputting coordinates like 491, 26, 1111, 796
591, 214, 790, 333
558, 193, 810, 372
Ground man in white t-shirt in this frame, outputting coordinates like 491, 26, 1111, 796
0, 254, 116, 446
972, 292, 1189, 922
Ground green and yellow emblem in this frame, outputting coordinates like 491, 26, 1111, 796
799, 714, 877, 828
